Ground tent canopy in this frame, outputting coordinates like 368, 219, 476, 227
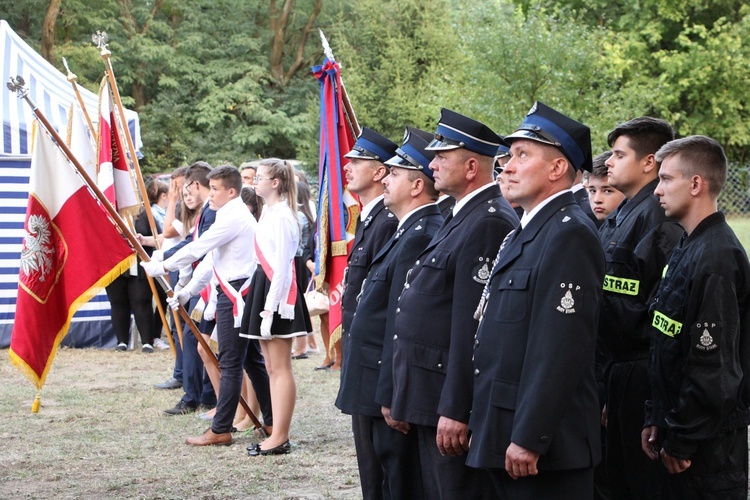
1, 19, 141, 156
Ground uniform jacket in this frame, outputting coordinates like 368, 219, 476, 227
467, 192, 605, 471
437, 195, 455, 218
598, 179, 682, 360
573, 184, 598, 226
390, 184, 518, 427
341, 198, 398, 335
647, 212, 750, 459
336, 204, 443, 416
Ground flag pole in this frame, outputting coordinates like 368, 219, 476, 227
8, 75, 265, 435
62, 57, 98, 142
319, 30, 360, 137
92, 31, 174, 356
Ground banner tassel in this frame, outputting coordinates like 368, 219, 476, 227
31, 391, 41, 413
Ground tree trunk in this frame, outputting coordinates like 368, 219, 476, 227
268, 0, 323, 86
41, 0, 63, 63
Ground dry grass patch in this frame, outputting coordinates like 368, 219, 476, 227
0, 342, 361, 499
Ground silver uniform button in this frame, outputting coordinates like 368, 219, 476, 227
474, 368, 480, 376
393, 335, 398, 340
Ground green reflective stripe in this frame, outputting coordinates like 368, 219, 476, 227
603, 274, 640, 296
662, 264, 669, 279
652, 310, 683, 337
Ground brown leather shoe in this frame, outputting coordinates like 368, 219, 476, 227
185, 428, 232, 446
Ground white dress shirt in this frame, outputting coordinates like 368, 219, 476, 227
163, 196, 257, 295
255, 200, 300, 318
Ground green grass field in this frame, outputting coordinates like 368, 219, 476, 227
727, 216, 750, 251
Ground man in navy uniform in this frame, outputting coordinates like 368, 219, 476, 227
389, 109, 518, 499
467, 101, 605, 499
336, 127, 444, 499
643, 136, 750, 499
339, 127, 399, 497
598, 117, 682, 499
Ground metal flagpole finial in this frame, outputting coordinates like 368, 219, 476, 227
92, 31, 110, 54
7, 75, 29, 98
319, 29, 335, 61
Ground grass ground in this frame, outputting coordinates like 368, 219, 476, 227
0, 335, 361, 499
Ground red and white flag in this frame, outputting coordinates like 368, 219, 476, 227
9, 124, 135, 395
66, 101, 97, 182
97, 78, 140, 216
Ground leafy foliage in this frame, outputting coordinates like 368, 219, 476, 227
3, 0, 749, 172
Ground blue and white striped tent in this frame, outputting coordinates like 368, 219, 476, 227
0, 19, 142, 348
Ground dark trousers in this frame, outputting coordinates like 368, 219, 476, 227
243, 339, 273, 426
169, 270, 182, 382
606, 359, 660, 499
372, 415, 423, 499
211, 288, 249, 434
106, 274, 155, 345
352, 414, 386, 500
416, 424, 495, 499
490, 466, 595, 499
179, 296, 204, 408
660, 427, 748, 500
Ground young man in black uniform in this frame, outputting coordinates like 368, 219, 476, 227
336, 127, 443, 499
467, 101, 604, 499
388, 109, 518, 499
597, 117, 683, 499
339, 127, 399, 498
643, 136, 750, 499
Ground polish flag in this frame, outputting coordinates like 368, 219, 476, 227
9, 124, 135, 392
66, 101, 97, 182
97, 78, 140, 216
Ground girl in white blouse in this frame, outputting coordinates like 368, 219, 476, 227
241, 158, 312, 455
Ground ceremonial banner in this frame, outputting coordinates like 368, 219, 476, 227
66, 102, 97, 181
313, 58, 358, 345
97, 78, 140, 216
9, 124, 134, 392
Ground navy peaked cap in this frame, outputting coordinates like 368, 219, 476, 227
426, 108, 500, 157
344, 127, 399, 163
385, 127, 436, 182
505, 101, 593, 172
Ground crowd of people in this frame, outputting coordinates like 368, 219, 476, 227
107, 101, 749, 499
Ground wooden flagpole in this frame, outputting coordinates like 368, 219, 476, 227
62, 58, 97, 142
92, 31, 174, 356
8, 75, 265, 436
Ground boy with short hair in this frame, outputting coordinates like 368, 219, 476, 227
643, 136, 750, 499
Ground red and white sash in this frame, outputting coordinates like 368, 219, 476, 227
214, 266, 251, 327
254, 239, 297, 318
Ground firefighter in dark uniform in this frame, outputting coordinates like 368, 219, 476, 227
597, 117, 683, 499
336, 127, 444, 499
643, 136, 750, 500
389, 109, 518, 499
340, 127, 399, 499
467, 101, 605, 499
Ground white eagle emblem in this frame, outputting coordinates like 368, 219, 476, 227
20, 214, 55, 281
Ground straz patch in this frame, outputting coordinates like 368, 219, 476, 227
472, 257, 492, 285
652, 310, 683, 337
695, 322, 718, 351
556, 283, 582, 315
603, 274, 640, 296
